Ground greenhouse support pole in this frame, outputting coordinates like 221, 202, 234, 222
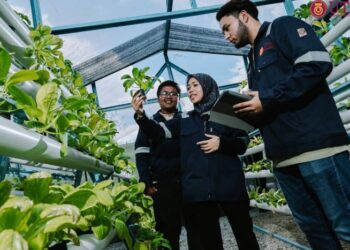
243, 55, 249, 72
0, 156, 10, 181
170, 62, 189, 77
91, 82, 100, 106
144, 63, 167, 96
30, 0, 42, 28
190, 0, 198, 9
164, 53, 174, 81
283, 0, 295, 16
74, 171, 83, 187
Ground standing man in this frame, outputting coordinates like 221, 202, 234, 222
134, 80, 182, 250
217, 1, 350, 249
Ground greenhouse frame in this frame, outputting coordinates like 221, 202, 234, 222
0, 0, 350, 249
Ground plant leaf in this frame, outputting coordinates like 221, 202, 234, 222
8, 85, 36, 108
5, 70, 39, 91
23, 172, 52, 204
94, 189, 114, 207
62, 189, 98, 211
0, 181, 11, 207
0, 47, 11, 83
0, 229, 28, 250
36, 82, 61, 124
34, 69, 50, 85
92, 216, 111, 240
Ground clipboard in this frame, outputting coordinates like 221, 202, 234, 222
209, 90, 257, 132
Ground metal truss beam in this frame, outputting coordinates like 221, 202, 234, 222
52, 0, 285, 35
190, 0, 198, 9
29, 0, 42, 28
283, 0, 295, 16
170, 62, 190, 76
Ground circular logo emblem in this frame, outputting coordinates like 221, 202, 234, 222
310, 0, 327, 18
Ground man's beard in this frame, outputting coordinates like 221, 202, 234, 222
234, 20, 250, 48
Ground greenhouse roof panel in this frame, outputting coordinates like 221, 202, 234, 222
74, 22, 249, 85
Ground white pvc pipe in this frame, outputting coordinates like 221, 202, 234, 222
339, 109, 350, 124
334, 89, 350, 103
10, 158, 75, 174
241, 143, 265, 157
0, 16, 26, 50
244, 170, 273, 179
0, 116, 114, 174
67, 230, 117, 250
250, 200, 292, 215
321, 16, 350, 47
0, 0, 32, 45
327, 59, 350, 84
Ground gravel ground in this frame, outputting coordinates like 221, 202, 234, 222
106, 209, 350, 249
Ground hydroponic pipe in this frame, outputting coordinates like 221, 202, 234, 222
334, 89, 350, 103
327, 59, 350, 85
241, 143, 265, 157
340, 109, 350, 124
10, 158, 75, 173
253, 225, 311, 250
0, 0, 32, 45
0, 116, 114, 174
321, 16, 350, 47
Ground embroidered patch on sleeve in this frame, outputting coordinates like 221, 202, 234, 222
297, 28, 307, 37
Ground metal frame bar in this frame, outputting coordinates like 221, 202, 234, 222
190, 0, 198, 9
91, 82, 100, 106
29, 0, 42, 28
52, 0, 285, 35
170, 62, 190, 76
164, 53, 174, 81
145, 62, 168, 95
283, 0, 295, 16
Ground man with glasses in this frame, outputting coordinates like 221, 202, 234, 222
134, 80, 183, 249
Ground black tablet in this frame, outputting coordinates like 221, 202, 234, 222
209, 91, 257, 132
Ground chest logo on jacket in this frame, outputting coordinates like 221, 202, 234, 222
259, 41, 274, 56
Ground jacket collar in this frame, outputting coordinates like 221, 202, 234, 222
154, 109, 180, 120
254, 21, 270, 45
249, 21, 270, 58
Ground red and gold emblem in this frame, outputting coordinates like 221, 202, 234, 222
310, 0, 327, 18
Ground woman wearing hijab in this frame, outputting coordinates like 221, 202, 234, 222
132, 73, 259, 250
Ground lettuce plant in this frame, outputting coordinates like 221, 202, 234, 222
121, 66, 157, 95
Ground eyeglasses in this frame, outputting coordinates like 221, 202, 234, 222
159, 91, 179, 97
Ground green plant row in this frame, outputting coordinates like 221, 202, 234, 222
0, 172, 170, 250
0, 24, 132, 174
248, 187, 287, 208
243, 159, 272, 173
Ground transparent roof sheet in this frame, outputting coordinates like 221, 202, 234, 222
33, 0, 167, 26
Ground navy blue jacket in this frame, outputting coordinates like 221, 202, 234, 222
137, 111, 249, 203
134, 110, 181, 188
248, 16, 348, 158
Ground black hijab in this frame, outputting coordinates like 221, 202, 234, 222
187, 73, 219, 114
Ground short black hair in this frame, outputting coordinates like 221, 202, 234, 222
157, 80, 181, 96
216, 0, 259, 21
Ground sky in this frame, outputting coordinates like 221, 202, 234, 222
8, 0, 308, 144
